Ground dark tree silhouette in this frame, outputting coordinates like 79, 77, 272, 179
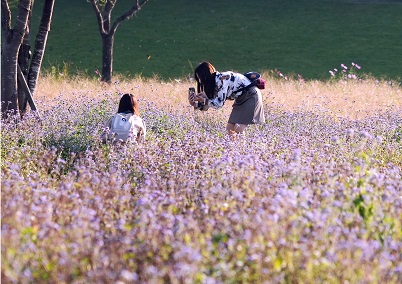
1, 0, 32, 116
1, 0, 55, 118
89, 0, 150, 83
27, 0, 55, 104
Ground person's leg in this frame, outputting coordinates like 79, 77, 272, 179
226, 123, 236, 135
226, 123, 247, 135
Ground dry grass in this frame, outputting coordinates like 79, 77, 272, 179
266, 78, 401, 119
35, 74, 401, 120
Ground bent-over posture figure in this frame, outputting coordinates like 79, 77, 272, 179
190, 61, 265, 135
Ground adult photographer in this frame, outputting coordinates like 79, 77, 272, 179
189, 61, 265, 135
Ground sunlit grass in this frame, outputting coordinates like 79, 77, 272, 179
1, 75, 401, 283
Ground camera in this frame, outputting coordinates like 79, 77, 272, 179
188, 87, 195, 98
189, 87, 208, 111
189, 87, 202, 109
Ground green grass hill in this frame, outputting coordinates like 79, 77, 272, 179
27, 0, 402, 81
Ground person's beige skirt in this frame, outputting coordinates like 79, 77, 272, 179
228, 87, 265, 125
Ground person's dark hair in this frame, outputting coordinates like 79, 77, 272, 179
194, 61, 216, 99
117, 93, 139, 116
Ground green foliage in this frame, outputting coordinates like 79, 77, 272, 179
392, 126, 402, 143
46, 62, 71, 80
42, 130, 93, 161
352, 194, 374, 223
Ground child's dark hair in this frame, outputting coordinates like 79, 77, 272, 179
194, 61, 216, 99
117, 93, 139, 116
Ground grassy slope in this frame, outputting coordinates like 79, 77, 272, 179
29, 0, 402, 80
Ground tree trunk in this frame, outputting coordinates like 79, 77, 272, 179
90, 0, 150, 84
1, 41, 19, 116
17, 1, 32, 116
17, 43, 31, 115
1, 0, 32, 117
101, 33, 114, 83
27, 0, 55, 102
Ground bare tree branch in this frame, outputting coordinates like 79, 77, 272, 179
18, 65, 39, 116
102, 0, 115, 32
110, 0, 149, 34
90, 0, 151, 83
89, 0, 106, 35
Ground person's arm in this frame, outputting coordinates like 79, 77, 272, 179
192, 92, 208, 108
132, 117, 146, 142
139, 120, 146, 142
100, 116, 114, 143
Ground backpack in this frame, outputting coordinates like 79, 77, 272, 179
234, 71, 266, 94
244, 72, 266, 89
106, 113, 138, 143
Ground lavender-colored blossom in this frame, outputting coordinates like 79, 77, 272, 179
1, 77, 401, 284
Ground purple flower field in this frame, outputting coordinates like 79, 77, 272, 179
1, 76, 402, 283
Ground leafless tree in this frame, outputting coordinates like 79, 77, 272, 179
1, 0, 55, 118
89, 0, 150, 83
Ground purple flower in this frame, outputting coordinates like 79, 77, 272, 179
346, 128, 356, 137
